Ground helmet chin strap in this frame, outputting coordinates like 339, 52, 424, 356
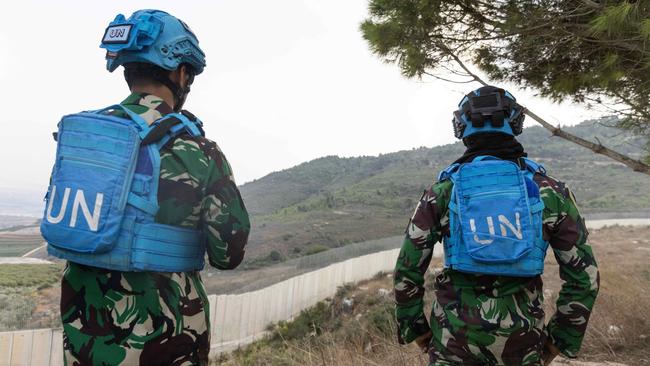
123, 64, 194, 112
152, 73, 191, 112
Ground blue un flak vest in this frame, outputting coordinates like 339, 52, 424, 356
41, 104, 206, 272
438, 156, 549, 277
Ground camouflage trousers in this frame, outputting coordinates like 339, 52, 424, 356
61, 263, 211, 366
425, 276, 547, 366
427, 331, 545, 366
429, 358, 543, 366
429, 351, 544, 366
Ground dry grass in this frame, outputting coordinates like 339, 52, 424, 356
215, 226, 650, 366
570, 226, 650, 364
214, 275, 428, 366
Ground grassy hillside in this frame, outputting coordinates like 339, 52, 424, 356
240, 117, 650, 259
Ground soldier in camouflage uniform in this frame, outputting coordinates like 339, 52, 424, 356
394, 86, 599, 366
58, 11, 249, 365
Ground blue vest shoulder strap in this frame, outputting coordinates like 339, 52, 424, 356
439, 155, 505, 182
521, 157, 546, 176
438, 163, 460, 181
91, 104, 151, 138
145, 113, 204, 149
441, 156, 546, 181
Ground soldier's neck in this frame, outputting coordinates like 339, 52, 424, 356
130, 84, 175, 110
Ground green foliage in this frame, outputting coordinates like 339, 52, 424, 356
642, 270, 650, 282
589, 3, 635, 36
0, 288, 35, 331
271, 301, 332, 341
360, 0, 650, 154
227, 274, 400, 365
304, 244, 330, 256
0, 264, 62, 288
640, 18, 650, 40
335, 283, 357, 299
258, 276, 395, 343
0, 264, 63, 331
365, 302, 394, 336
269, 250, 284, 261
241, 251, 286, 269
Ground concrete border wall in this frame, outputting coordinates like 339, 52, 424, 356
0, 248, 401, 366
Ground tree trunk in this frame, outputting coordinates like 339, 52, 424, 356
525, 109, 650, 174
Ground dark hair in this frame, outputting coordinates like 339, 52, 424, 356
123, 62, 196, 90
462, 132, 516, 147
123, 62, 170, 89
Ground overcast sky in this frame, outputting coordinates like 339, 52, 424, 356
0, 0, 602, 194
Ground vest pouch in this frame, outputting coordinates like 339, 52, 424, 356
131, 223, 206, 272
455, 160, 536, 264
41, 113, 140, 254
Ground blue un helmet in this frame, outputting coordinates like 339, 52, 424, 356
452, 86, 526, 139
100, 9, 205, 74
100, 10, 206, 111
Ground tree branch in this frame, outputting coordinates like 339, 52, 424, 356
525, 109, 650, 174
443, 50, 650, 175
581, 0, 604, 9
423, 72, 476, 84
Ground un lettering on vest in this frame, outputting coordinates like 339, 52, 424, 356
45, 185, 104, 231
468, 212, 523, 245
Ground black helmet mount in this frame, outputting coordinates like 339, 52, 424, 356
452, 86, 526, 139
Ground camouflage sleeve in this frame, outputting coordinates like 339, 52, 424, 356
394, 180, 452, 344
539, 178, 600, 358
200, 144, 250, 270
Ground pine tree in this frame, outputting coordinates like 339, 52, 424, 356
361, 0, 650, 171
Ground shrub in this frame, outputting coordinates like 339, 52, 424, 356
0, 289, 36, 331
270, 301, 331, 341
305, 244, 329, 256
365, 303, 394, 337
269, 250, 284, 262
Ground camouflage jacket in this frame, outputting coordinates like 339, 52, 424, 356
394, 167, 599, 366
60, 93, 250, 366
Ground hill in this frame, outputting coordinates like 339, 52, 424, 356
239, 117, 650, 260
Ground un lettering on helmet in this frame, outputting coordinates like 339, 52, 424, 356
102, 24, 132, 44
99, 10, 206, 74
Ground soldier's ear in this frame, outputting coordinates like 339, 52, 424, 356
179, 66, 187, 87
168, 67, 182, 87
181, 65, 195, 88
